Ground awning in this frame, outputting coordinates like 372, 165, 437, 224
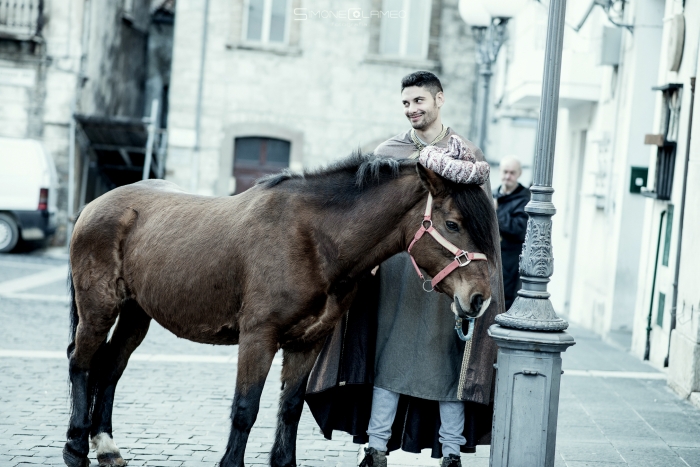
74, 110, 166, 190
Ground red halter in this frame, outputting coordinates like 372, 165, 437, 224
407, 194, 488, 292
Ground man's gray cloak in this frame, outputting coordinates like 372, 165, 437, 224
305, 128, 505, 456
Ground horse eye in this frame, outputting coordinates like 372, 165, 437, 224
446, 221, 459, 232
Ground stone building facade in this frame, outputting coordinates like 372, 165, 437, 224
0, 0, 84, 243
0, 0, 170, 244
165, 0, 481, 196
630, 0, 700, 405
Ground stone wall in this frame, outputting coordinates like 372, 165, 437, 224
166, 0, 479, 195
0, 0, 84, 243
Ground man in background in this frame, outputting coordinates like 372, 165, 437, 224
493, 156, 530, 310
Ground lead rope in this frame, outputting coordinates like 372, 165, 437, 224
456, 318, 475, 400
457, 336, 472, 399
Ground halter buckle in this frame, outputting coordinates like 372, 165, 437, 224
455, 252, 471, 267
422, 219, 432, 229
422, 279, 434, 293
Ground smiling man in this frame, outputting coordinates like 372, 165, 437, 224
359, 72, 504, 467
305, 71, 505, 467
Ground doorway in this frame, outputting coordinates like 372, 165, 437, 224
233, 136, 291, 194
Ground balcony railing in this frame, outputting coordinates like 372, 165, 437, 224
0, 0, 43, 40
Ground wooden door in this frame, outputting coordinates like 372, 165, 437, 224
233, 137, 291, 194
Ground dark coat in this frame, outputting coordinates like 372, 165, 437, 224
493, 183, 530, 309
305, 129, 504, 458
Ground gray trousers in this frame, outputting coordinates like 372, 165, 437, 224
367, 386, 466, 457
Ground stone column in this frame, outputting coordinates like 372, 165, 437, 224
489, 0, 576, 466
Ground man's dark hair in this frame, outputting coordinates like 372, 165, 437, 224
401, 71, 443, 97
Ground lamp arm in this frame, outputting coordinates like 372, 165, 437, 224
475, 18, 508, 66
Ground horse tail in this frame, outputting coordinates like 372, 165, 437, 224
67, 208, 79, 360
67, 266, 78, 359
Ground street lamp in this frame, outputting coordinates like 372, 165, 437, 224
459, 0, 527, 157
462, 0, 578, 465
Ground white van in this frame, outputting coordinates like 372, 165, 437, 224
0, 137, 58, 252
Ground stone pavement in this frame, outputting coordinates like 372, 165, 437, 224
0, 252, 358, 466
2, 251, 700, 467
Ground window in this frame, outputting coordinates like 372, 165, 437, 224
233, 137, 291, 194
379, 0, 431, 59
657, 292, 666, 327
243, 0, 289, 44
642, 84, 682, 201
662, 204, 674, 267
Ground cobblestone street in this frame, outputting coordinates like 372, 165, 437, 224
2, 251, 700, 467
0, 252, 359, 467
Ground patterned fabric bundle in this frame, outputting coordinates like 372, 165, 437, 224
418, 135, 490, 185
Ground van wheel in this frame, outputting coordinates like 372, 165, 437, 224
0, 213, 19, 253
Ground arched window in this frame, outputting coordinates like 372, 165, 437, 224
233, 136, 290, 193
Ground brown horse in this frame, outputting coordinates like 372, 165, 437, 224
63, 154, 497, 467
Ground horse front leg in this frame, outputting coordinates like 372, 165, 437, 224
220, 332, 277, 467
270, 345, 323, 467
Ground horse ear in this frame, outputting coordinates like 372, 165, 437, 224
416, 164, 447, 196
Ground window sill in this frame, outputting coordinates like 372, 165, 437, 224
363, 53, 440, 70
0, 31, 43, 43
226, 41, 302, 57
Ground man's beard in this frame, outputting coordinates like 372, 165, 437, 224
410, 107, 438, 130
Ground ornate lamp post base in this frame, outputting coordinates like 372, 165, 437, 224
495, 299, 569, 331
488, 326, 575, 467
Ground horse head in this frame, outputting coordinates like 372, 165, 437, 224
409, 164, 497, 319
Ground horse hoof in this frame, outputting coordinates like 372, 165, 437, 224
63, 445, 90, 467
97, 452, 127, 466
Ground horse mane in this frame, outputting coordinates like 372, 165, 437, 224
256, 150, 411, 190
449, 182, 498, 259
257, 151, 497, 258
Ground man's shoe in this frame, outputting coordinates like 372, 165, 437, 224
440, 454, 462, 467
359, 447, 387, 467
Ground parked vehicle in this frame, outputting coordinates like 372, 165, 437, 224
0, 137, 58, 252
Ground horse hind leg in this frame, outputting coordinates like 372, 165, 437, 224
89, 300, 151, 466
65, 306, 120, 467
220, 331, 277, 467
270, 345, 323, 467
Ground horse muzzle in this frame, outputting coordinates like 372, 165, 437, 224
454, 294, 491, 319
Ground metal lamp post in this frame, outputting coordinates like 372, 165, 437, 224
459, 0, 526, 157
463, 0, 578, 465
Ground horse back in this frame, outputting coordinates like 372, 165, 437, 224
70, 180, 329, 345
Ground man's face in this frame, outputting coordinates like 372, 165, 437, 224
402, 86, 442, 130
500, 161, 521, 192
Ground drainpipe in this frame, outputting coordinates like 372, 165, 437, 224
664, 75, 696, 367
644, 209, 666, 361
191, 0, 210, 193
